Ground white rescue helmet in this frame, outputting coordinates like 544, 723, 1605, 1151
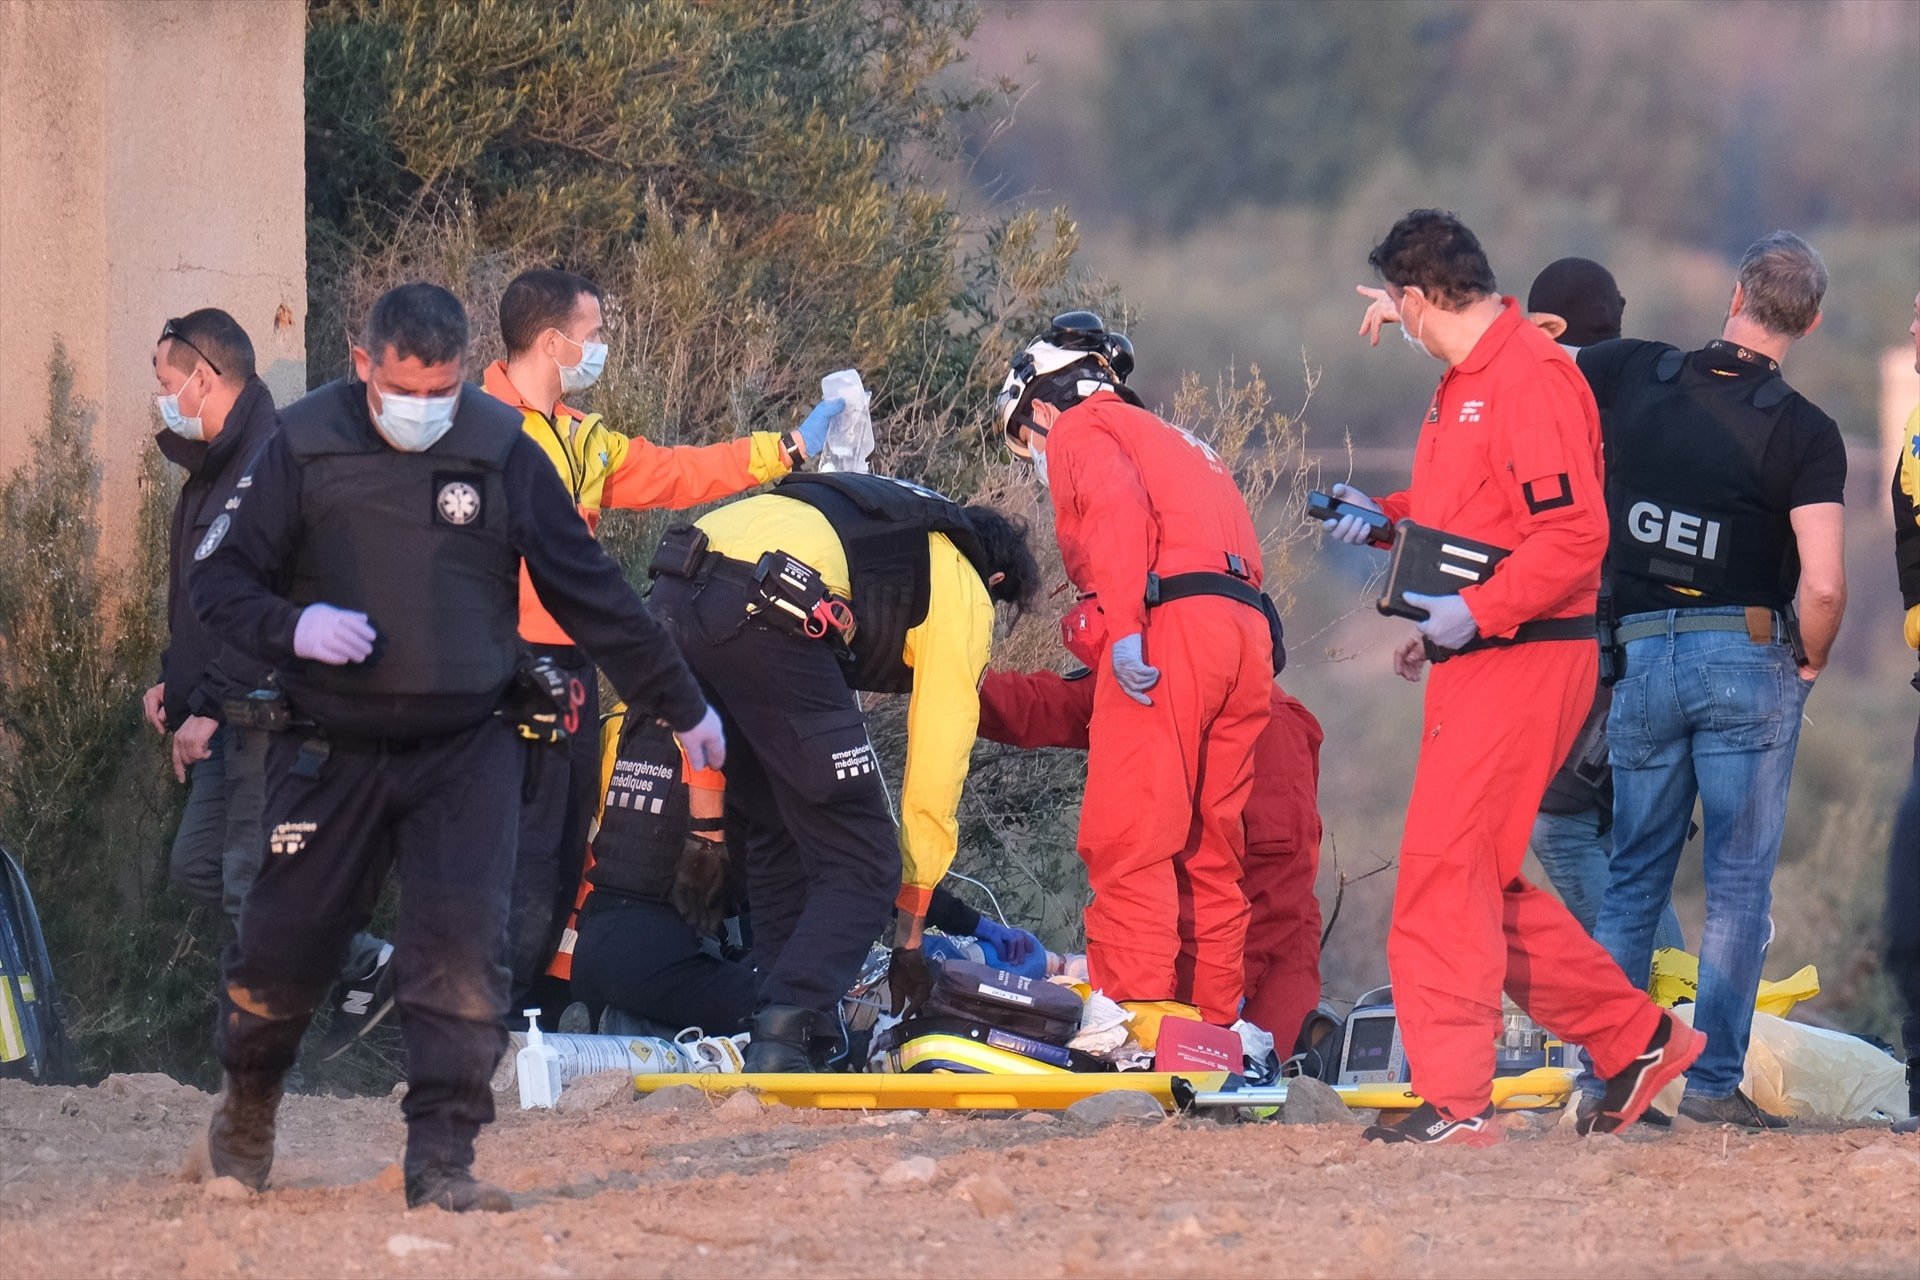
995, 311, 1134, 457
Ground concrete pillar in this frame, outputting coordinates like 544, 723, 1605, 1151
0, 0, 306, 562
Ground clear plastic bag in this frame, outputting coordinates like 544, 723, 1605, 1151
817, 369, 874, 473
1660, 1004, 1910, 1121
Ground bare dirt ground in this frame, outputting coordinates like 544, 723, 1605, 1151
2, 1073, 1915, 1279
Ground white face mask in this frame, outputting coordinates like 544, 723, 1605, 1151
1031, 446, 1051, 489
155, 367, 207, 441
555, 334, 608, 394
372, 381, 460, 452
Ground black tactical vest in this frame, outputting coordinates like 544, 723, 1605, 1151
774, 472, 994, 693
1605, 346, 1798, 617
586, 714, 689, 902
279, 379, 521, 738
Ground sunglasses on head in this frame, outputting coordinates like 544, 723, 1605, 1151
159, 319, 223, 378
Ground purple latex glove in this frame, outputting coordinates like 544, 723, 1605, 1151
674, 704, 728, 772
293, 604, 376, 665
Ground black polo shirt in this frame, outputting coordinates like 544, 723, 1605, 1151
1578, 338, 1845, 618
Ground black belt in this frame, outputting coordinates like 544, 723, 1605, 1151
653, 548, 758, 594
1427, 614, 1597, 664
323, 721, 487, 754
1145, 571, 1264, 613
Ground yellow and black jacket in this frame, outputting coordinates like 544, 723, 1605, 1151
696, 493, 996, 913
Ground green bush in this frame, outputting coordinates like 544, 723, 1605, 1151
0, 347, 216, 1085
304, 0, 1085, 452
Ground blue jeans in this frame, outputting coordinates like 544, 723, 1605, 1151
1582, 610, 1809, 1099
1530, 807, 1684, 953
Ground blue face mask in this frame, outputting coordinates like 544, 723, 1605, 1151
556, 335, 608, 394
372, 381, 460, 452
155, 366, 208, 440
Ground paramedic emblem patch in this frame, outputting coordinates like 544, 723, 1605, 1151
193, 513, 230, 561
434, 477, 482, 526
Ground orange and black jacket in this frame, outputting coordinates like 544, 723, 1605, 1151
480, 362, 795, 646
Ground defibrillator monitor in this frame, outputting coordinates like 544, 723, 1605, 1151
1337, 1005, 1408, 1086
1376, 520, 1511, 622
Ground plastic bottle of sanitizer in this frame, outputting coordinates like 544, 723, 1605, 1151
515, 1009, 563, 1109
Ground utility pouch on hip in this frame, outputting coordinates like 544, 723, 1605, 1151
223, 686, 291, 733
1596, 584, 1623, 686
749, 550, 855, 643
1779, 601, 1809, 667
496, 653, 579, 747
648, 523, 710, 581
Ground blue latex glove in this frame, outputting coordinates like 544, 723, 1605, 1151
1403, 592, 1479, 651
1322, 482, 1384, 546
1110, 632, 1160, 706
293, 603, 377, 665
674, 704, 728, 772
795, 397, 846, 459
974, 916, 1040, 966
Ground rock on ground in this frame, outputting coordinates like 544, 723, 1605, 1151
636, 1083, 708, 1115
1281, 1077, 1363, 1126
1065, 1090, 1165, 1127
879, 1156, 939, 1187
954, 1173, 1017, 1218
555, 1070, 634, 1115
716, 1089, 765, 1121
1847, 1143, 1920, 1175
386, 1234, 452, 1258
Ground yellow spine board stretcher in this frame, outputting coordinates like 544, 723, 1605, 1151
629, 1065, 1578, 1114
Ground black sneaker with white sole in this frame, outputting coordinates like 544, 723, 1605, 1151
1576, 1095, 1673, 1135
316, 943, 397, 1061
1364, 1101, 1503, 1148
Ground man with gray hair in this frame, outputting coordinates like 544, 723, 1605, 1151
1571, 231, 1847, 1130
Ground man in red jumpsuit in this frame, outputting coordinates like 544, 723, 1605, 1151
977, 651, 1326, 1051
1328, 212, 1702, 1145
994, 314, 1273, 1037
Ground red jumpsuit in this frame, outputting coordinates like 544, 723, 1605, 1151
1378, 299, 1663, 1119
979, 669, 1325, 1048
1043, 392, 1273, 1024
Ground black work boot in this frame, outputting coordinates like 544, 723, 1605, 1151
206, 1070, 285, 1191
404, 1162, 513, 1213
744, 1005, 817, 1073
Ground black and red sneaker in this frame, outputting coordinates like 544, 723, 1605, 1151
1364, 1101, 1502, 1148
1581, 1009, 1705, 1135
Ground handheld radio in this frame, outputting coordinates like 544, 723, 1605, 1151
1306, 489, 1394, 547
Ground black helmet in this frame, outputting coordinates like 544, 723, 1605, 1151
994, 310, 1135, 453
1044, 311, 1133, 382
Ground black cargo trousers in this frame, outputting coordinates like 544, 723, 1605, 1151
648, 571, 899, 1019
218, 717, 520, 1172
